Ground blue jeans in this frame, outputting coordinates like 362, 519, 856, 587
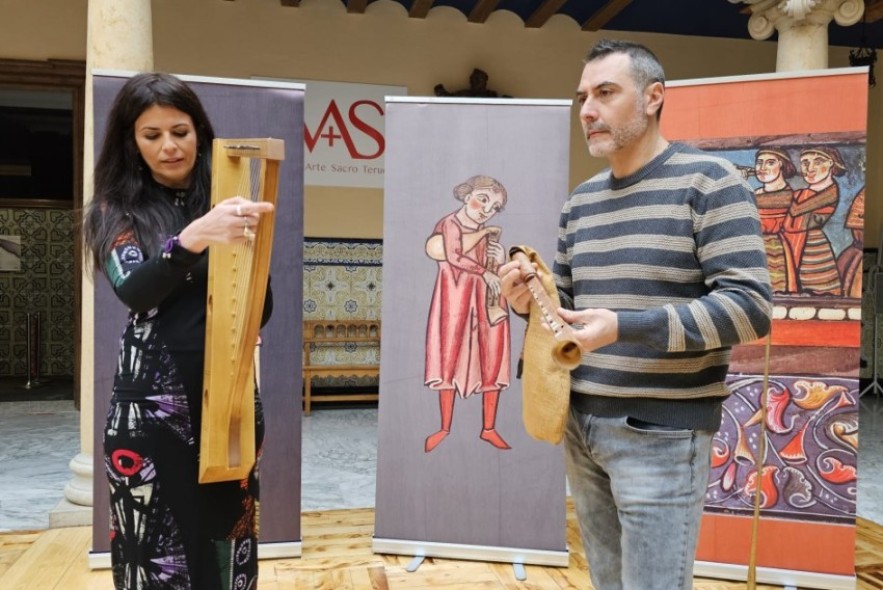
564, 407, 713, 590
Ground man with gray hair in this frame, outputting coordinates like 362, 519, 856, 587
500, 39, 772, 589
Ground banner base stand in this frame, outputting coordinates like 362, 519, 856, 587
372, 537, 568, 567
693, 560, 856, 590
258, 541, 302, 560
88, 541, 302, 570
88, 551, 111, 570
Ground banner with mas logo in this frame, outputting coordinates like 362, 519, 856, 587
300, 79, 406, 189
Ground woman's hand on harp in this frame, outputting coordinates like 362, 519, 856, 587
178, 196, 275, 253
498, 259, 536, 315
557, 307, 618, 354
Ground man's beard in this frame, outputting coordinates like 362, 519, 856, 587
586, 98, 648, 158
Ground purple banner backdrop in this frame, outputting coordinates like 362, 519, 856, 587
373, 98, 571, 564
91, 73, 304, 556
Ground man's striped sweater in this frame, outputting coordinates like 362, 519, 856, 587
555, 142, 772, 430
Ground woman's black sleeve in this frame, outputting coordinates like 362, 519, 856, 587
105, 237, 204, 313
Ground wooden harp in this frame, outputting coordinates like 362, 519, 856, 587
199, 138, 284, 484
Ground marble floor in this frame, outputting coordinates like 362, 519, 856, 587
2, 395, 883, 532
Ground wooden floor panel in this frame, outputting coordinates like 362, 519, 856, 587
0, 531, 41, 579
1, 506, 881, 589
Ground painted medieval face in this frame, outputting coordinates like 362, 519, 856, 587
755, 154, 784, 184
800, 152, 834, 185
463, 188, 505, 226
576, 53, 649, 159
134, 104, 198, 189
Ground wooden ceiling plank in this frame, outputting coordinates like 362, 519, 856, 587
525, 0, 569, 28
468, 0, 502, 23
347, 0, 368, 14
581, 0, 633, 32
409, 0, 435, 18
866, 0, 883, 23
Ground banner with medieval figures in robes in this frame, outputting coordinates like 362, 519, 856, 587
662, 68, 868, 590
373, 97, 571, 566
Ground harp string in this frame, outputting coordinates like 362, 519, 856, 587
229, 156, 258, 367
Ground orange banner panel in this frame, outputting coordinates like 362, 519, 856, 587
698, 513, 855, 576
663, 70, 868, 140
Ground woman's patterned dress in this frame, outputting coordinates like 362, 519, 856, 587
102, 188, 270, 589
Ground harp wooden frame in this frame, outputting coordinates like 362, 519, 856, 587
199, 137, 284, 483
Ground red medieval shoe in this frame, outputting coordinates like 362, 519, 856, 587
480, 389, 511, 450
424, 429, 450, 453
480, 428, 511, 450
425, 389, 456, 453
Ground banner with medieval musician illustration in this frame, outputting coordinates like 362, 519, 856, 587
373, 97, 571, 565
661, 68, 868, 590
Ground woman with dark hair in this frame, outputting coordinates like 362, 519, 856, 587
83, 72, 274, 589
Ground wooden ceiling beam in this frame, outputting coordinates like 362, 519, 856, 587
525, 0, 569, 28
468, 0, 501, 23
347, 0, 368, 13
581, 0, 633, 32
409, 0, 435, 18
866, 0, 883, 23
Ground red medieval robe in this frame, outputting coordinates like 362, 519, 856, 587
424, 212, 510, 398
756, 186, 798, 294
783, 182, 842, 296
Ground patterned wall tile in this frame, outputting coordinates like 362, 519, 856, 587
0, 208, 75, 378
303, 238, 382, 389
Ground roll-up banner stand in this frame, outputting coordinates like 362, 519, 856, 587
374, 96, 572, 567
663, 68, 868, 590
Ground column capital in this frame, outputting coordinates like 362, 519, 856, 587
729, 0, 865, 40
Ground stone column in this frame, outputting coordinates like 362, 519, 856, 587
731, 0, 864, 71
52, 0, 153, 526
